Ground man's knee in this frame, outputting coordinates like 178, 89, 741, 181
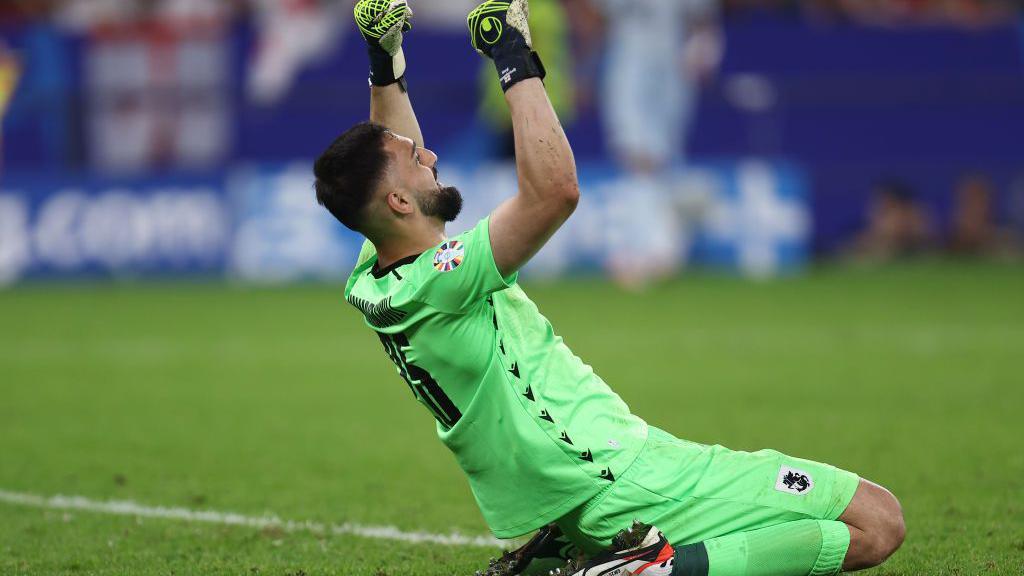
877, 489, 906, 560
841, 479, 905, 569
862, 487, 906, 566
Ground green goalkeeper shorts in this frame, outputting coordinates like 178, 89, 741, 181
556, 426, 860, 554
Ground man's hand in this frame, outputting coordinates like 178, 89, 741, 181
467, 0, 545, 92
355, 0, 413, 87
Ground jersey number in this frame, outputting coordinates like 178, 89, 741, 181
378, 332, 462, 429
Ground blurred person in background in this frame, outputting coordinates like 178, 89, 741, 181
591, 0, 722, 288
949, 173, 1020, 259
848, 179, 934, 263
595, 0, 720, 174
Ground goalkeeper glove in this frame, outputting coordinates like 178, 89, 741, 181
468, 0, 546, 92
354, 0, 413, 88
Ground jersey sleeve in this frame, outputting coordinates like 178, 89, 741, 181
414, 217, 517, 313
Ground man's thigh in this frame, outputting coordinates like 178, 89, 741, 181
558, 427, 859, 553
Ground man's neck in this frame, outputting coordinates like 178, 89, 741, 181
372, 221, 446, 270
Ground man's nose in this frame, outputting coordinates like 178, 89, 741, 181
422, 148, 438, 167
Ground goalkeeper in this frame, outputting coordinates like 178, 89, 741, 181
315, 2, 905, 575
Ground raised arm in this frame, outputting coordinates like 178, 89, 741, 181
370, 85, 423, 149
469, 1, 580, 277
354, 0, 423, 147
490, 79, 579, 277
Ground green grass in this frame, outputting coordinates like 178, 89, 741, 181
1, 262, 1023, 575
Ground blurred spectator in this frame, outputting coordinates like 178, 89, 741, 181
591, 0, 722, 287
950, 174, 995, 254
848, 179, 934, 262
595, 0, 720, 172
949, 173, 1020, 258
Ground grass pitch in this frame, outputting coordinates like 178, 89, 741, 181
1, 262, 1022, 575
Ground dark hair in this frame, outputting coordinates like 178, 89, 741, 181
314, 122, 391, 231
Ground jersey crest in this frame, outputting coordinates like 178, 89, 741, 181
433, 240, 465, 272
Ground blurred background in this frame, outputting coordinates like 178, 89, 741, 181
2, 0, 1022, 284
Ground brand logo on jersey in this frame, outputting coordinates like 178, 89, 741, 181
433, 240, 464, 272
775, 466, 814, 495
346, 294, 407, 328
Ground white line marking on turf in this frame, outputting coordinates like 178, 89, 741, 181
0, 489, 503, 549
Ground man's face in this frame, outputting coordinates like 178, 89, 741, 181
384, 133, 463, 223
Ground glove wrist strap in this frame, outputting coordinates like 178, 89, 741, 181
367, 45, 407, 89
492, 50, 545, 92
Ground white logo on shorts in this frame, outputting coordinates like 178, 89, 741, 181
776, 466, 814, 495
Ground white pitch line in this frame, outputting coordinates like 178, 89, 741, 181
0, 489, 503, 549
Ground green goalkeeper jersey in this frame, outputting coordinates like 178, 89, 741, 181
343, 218, 648, 538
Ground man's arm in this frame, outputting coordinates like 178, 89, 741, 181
489, 79, 579, 277
469, 0, 580, 277
355, 0, 423, 147
370, 84, 424, 149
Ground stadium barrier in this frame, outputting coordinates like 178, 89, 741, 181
0, 161, 808, 285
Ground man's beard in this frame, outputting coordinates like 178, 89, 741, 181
418, 185, 463, 223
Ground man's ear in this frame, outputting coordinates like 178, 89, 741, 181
385, 189, 415, 216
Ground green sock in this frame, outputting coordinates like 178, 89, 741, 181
672, 520, 850, 576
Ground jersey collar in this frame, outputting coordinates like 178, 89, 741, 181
370, 252, 423, 279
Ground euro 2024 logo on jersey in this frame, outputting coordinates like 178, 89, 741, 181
433, 240, 465, 272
